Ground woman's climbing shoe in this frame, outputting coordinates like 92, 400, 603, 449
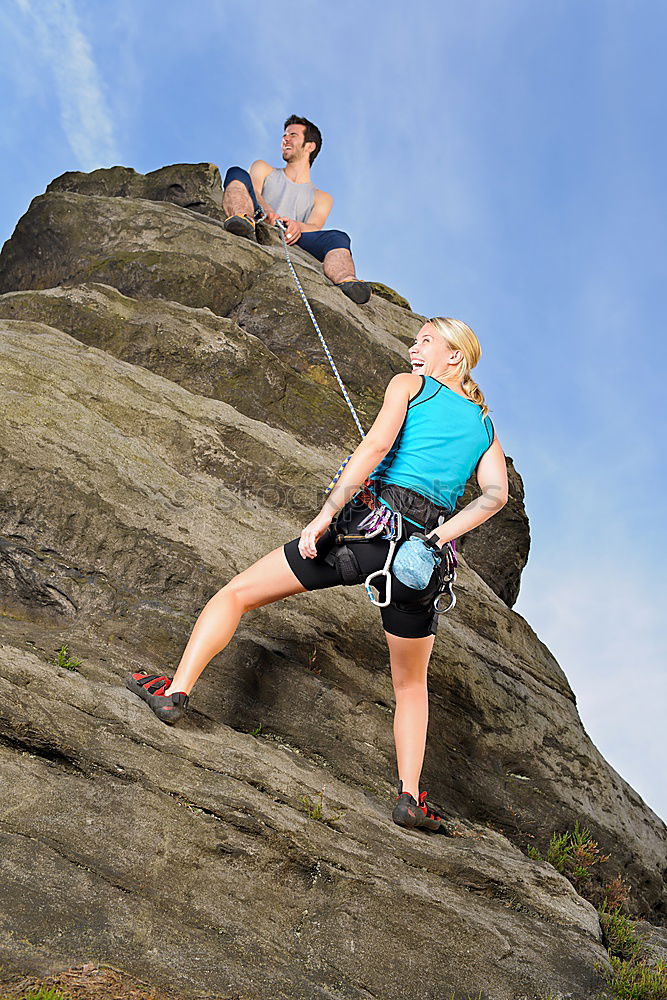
416, 789, 443, 831
223, 214, 257, 241
392, 780, 442, 831
336, 279, 371, 304
125, 671, 189, 725
392, 781, 421, 828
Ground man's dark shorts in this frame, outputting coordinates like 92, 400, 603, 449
223, 166, 351, 261
283, 498, 442, 639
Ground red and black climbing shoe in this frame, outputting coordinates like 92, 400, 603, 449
125, 671, 189, 725
223, 213, 257, 241
416, 789, 442, 831
392, 780, 442, 832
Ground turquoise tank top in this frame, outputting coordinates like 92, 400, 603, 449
371, 376, 495, 511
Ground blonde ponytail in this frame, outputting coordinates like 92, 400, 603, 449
428, 317, 489, 420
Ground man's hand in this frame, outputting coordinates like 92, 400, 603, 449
279, 217, 304, 244
264, 209, 282, 225
298, 510, 333, 559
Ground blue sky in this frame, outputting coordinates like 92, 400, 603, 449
1, 0, 665, 822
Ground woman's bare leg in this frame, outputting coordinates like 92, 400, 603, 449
164, 547, 306, 697
385, 631, 435, 800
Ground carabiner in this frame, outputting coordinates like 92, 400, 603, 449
364, 511, 403, 607
434, 583, 457, 614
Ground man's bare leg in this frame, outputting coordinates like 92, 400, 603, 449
163, 547, 306, 697
322, 248, 371, 303
322, 247, 358, 284
222, 179, 255, 219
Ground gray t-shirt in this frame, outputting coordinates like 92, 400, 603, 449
262, 168, 316, 222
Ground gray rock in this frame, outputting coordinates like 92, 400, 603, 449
47, 161, 227, 221
0, 283, 357, 451
0, 189, 266, 318
634, 920, 667, 967
0, 318, 664, 1000
369, 281, 412, 310
0, 164, 664, 999
0, 182, 529, 605
0, 644, 608, 1000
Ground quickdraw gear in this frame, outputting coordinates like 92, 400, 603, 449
434, 541, 458, 614
362, 510, 403, 608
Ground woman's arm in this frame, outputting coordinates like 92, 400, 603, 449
298, 373, 420, 558
427, 438, 509, 547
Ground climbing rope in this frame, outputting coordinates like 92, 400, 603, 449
275, 219, 365, 441
273, 220, 457, 613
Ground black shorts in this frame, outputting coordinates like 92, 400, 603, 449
283, 497, 443, 639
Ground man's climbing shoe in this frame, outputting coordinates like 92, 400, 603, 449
125, 671, 189, 725
337, 279, 371, 304
392, 780, 442, 832
223, 214, 257, 241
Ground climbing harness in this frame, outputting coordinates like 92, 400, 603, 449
273, 219, 457, 615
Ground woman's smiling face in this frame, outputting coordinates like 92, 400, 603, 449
408, 323, 460, 379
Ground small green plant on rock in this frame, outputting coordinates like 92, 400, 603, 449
52, 644, 81, 672
604, 955, 667, 998
300, 786, 344, 825
528, 825, 667, 998
526, 821, 610, 893
599, 901, 643, 963
23, 989, 72, 1000
597, 899, 667, 998
306, 645, 321, 674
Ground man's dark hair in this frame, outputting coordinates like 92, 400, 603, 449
284, 115, 322, 165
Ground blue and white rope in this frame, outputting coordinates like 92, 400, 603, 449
275, 220, 366, 441
275, 221, 456, 611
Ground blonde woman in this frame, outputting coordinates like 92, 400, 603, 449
127, 318, 508, 832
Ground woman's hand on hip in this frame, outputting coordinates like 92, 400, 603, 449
299, 511, 334, 559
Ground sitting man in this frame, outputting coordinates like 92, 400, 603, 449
222, 114, 371, 305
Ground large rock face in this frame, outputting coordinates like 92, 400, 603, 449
0, 173, 529, 598
0, 164, 664, 1000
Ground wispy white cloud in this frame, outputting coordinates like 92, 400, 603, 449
14, 0, 119, 169
243, 93, 292, 155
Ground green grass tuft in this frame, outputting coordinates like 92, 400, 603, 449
300, 787, 344, 825
605, 955, 667, 998
22, 989, 72, 1000
527, 824, 666, 999
52, 644, 82, 672
599, 901, 643, 963
597, 900, 667, 998
526, 821, 610, 895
